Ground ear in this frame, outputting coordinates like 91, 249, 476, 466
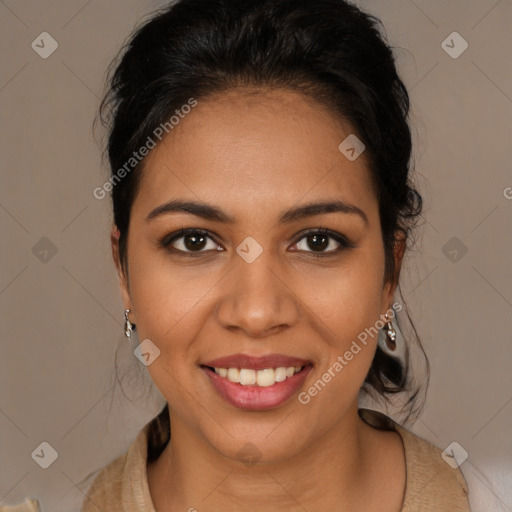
381, 230, 407, 313
110, 225, 135, 323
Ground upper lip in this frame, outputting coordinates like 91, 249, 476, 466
202, 353, 312, 370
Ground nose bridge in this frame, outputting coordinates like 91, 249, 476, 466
216, 247, 299, 336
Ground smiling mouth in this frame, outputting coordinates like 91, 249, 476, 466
202, 365, 309, 387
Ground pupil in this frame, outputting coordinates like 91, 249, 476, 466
309, 234, 328, 251
184, 233, 206, 251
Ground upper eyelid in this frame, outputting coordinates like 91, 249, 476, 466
163, 229, 220, 249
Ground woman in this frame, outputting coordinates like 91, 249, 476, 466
82, 0, 471, 510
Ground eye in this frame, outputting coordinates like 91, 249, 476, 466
291, 228, 352, 257
160, 229, 222, 255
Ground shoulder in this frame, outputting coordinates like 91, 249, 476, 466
396, 425, 470, 511
80, 451, 127, 510
359, 408, 471, 512
80, 424, 153, 511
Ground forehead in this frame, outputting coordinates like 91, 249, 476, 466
135, 88, 377, 221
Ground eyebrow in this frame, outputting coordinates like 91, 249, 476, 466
146, 199, 369, 226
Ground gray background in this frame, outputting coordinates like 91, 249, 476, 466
1, 1, 511, 511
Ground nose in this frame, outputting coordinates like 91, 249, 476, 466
215, 250, 301, 338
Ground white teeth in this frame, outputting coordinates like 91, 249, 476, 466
227, 368, 240, 383
274, 367, 287, 382
256, 368, 275, 387
239, 369, 256, 385
213, 366, 303, 386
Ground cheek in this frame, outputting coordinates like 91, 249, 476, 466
294, 252, 385, 345
126, 259, 215, 404
127, 229, 209, 319
292, 249, 386, 399
126, 244, 223, 362
293, 262, 385, 424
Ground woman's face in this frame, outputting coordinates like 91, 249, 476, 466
114, 88, 400, 463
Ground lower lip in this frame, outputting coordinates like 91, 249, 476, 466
202, 365, 312, 411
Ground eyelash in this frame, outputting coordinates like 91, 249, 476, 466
159, 228, 354, 258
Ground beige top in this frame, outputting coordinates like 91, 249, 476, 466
81, 408, 470, 511
0, 499, 41, 512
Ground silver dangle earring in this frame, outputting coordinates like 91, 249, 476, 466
384, 312, 397, 351
378, 307, 408, 367
124, 309, 134, 340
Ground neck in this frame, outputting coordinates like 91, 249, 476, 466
149, 402, 380, 511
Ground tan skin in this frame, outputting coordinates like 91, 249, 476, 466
111, 88, 407, 511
